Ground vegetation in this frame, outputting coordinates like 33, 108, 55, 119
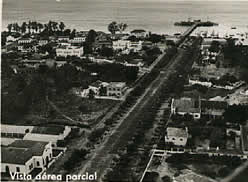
224, 104, 248, 125
63, 148, 89, 171
108, 22, 128, 35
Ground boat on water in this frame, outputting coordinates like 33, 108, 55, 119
174, 19, 218, 27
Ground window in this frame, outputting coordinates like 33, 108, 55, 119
29, 164, 33, 170
172, 138, 175, 140
37, 161, 40, 166
16, 167, 20, 172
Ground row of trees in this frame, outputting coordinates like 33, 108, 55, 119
7, 21, 66, 34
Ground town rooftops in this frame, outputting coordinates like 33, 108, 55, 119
31, 126, 65, 135
2, 140, 49, 165
131, 29, 146, 33
173, 97, 201, 113
166, 127, 188, 138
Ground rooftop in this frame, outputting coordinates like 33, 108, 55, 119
31, 125, 65, 135
201, 100, 228, 110
1, 124, 34, 134
166, 127, 188, 138
2, 140, 49, 164
173, 97, 201, 113
109, 82, 126, 88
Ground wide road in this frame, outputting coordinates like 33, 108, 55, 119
77, 44, 190, 181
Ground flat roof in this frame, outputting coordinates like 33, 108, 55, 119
167, 127, 188, 138
31, 126, 65, 135
173, 98, 201, 113
109, 82, 126, 88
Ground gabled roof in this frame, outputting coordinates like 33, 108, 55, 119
2, 140, 49, 165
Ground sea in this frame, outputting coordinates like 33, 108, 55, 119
2, 0, 248, 35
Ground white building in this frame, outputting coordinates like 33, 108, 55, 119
38, 39, 49, 46
6, 35, 18, 42
58, 36, 70, 42
56, 46, 84, 57
129, 41, 143, 52
165, 127, 188, 146
18, 38, 33, 44
107, 82, 127, 98
171, 97, 201, 119
1, 140, 52, 176
69, 36, 86, 44
112, 40, 130, 50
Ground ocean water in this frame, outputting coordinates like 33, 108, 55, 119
2, 0, 248, 34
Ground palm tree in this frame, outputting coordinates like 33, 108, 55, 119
118, 23, 128, 34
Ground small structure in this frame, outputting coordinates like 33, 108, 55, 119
171, 97, 201, 119
165, 127, 188, 146
1, 140, 52, 176
107, 82, 127, 98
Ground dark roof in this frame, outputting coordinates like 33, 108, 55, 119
31, 126, 65, 135
2, 140, 49, 164
201, 100, 228, 110
131, 29, 146, 33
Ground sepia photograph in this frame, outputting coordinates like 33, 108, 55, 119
1, 0, 248, 181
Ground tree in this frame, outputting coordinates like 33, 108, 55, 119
99, 47, 114, 57
7, 24, 12, 33
108, 21, 118, 35
21, 22, 27, 34
59, 22, 65, 32
108, 21, 128, 35
89, 89, 95, 99
118, 23, 128, 34
70, 29, 76, 39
